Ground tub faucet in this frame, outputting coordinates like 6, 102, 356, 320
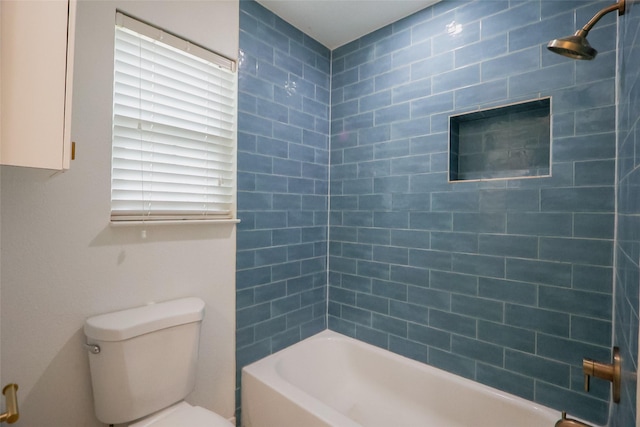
582, 347, 621, 403
555, 412, 592, 427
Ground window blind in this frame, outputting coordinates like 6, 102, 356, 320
111, 12, 237, 222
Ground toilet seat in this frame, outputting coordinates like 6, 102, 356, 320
129, 401, 234, 427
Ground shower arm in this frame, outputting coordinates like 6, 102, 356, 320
577, 0, 625, 37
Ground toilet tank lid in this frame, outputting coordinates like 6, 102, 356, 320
84, 297, 205, 342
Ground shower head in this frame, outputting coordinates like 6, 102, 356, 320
547, 31, 597, 60
547, 0, 625, 60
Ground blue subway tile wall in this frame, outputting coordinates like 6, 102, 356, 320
611, 1, 640, 425
236, 0, 329, 417
329, 1, 616, 424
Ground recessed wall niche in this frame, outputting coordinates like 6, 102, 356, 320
449, 98, 551, 181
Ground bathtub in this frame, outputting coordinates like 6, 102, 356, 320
241, 330, 564, 427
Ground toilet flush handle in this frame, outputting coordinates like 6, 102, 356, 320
84, 343, 101, 354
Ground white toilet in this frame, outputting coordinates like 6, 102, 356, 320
84, 297, 233, 426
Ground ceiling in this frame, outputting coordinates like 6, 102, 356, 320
255, 0, 441, 50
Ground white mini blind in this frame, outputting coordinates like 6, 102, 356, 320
111, 13, 237, 222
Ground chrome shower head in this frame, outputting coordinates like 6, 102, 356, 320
547, 31, 597, 60
547, 0, 625, 60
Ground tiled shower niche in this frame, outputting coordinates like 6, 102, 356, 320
449, 98, 551, 181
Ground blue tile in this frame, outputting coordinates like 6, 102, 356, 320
344, 79, 375, 101
453, 213, 506, 233
551, 79, 615, 114
429, 309, 477, 337
393, 78, 432, 104
507, 213, 573, 237
572, 265, 612, 293
506, 349, 570, 388
539, 237, 613, 266
432, 191, 479, 211
392, 41, 431, 68
390, 229, 430, 249
391, 193, 430, 211
478, 277, 536, 305
372, 279, 408, 301
505, 304, 569, 336
391, 155, 431, 175
409, 249, 452, 271
372, 313, 407, 337
452, 335, 503, 366
356, 293, 389, 315
430, 232, 478, 253
341, 304, 372, 326
479, 234, 538, 258
541, 187, 614, 213
479, 189, 540, 212
408, 323, 450, 350
509, 62, 575, 98
411, 52, 454, 80
539, 286, 611, 320
574, 213, 614, 239
430, 270, 478, 295
373, 176, 408, 192
454, 34, 508, 68
360, 56, 393, 80
342, 274, 371, 292
429, 348, 476, 380
432, 21, 481, 56
506, 258, 572, 287
477, 320, 534, 353
374, 67, 411, 92
432, 64, 480, 94
360, 91, 392, 112
480, 1, 540, 38
451, 294, 503, 322
455, 79, 508, 109
410, 9, 456, 42
575, 105, 616, 135
409, 212, 453, 231
390, 300, 429, 324
375, 29, 412, 57
408, 286, 450, 310
355, 326, 388, 349
375, 104, 410, 125
537, 334, 609, 365
390, 265, 429, 286
481, 47, 540, 81
411, 92, 454, 118
237, 302, 271, 329
255, 174, 288, 193
374, 211, 409, 228
571, 316, 611, 347
476, 364, 534, 401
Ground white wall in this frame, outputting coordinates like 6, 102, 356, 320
0, 1, 239, 425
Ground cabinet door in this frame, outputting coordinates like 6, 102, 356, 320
1, 0, 75, 170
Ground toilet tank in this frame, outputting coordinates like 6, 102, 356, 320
84, 297, 205, 425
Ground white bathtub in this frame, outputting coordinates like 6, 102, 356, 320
241, 330, 565, 427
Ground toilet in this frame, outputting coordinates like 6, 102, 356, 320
84, 297, 233, 426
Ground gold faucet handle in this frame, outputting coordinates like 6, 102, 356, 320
582, 359, 594, 391
582, 348, 621, 403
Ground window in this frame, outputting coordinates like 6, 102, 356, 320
111, 12, 237, 222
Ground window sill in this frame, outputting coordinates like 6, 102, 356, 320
109, 219, 241, 227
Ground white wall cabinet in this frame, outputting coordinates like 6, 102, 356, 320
1, 0, 76, 170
